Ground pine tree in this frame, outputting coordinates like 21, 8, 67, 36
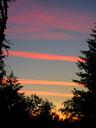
60, 24, 96, 127
0, 71, 33, 127
0, 0, 14, 83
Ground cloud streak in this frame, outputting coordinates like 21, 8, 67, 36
19, 79, 79, 87
8, 9, 91, 33
19, 90, 73, 97
9, 50, 82, 62
7, 2, 93, 40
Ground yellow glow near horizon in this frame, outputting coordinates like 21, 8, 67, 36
19, 90, 73, 97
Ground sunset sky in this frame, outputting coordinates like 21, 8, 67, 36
6, 0, 96, 108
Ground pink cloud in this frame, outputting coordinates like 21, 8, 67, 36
9, 50, 82, 62
7, 6, 93, 40
19, 90, 73, 97
19, 79, 79, 87
8, 10, 91, 33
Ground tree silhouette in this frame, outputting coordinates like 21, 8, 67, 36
26, 95, 64, 128
0, 0, 15, 83
60, 24, 96, 127
0, 72, 32, 127
24, 94, 55, 117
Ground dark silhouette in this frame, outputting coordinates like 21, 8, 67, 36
60, 24, 96, 128
0, 72, 31, 127
0, 0, 15, 83
0, 71, 61, 127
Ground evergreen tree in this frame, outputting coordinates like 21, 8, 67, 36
0, 0, 14, 83
0, 71, 33, 127
60, 24, 96, 127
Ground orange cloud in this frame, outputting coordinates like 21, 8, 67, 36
19, 90, 73, 97
9, 50, 82, 62
19, 79, 79, 87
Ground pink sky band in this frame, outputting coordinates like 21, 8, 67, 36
9, 50, 82, 62
19, 79, 80, 87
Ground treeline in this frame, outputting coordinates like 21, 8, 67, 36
0, 73, 80, 128
0, 72, 60, 127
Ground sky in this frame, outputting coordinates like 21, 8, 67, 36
6, 0, 96, 109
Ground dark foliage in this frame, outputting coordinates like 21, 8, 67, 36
0, 0, 15, 83
60, 24, 96, 127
